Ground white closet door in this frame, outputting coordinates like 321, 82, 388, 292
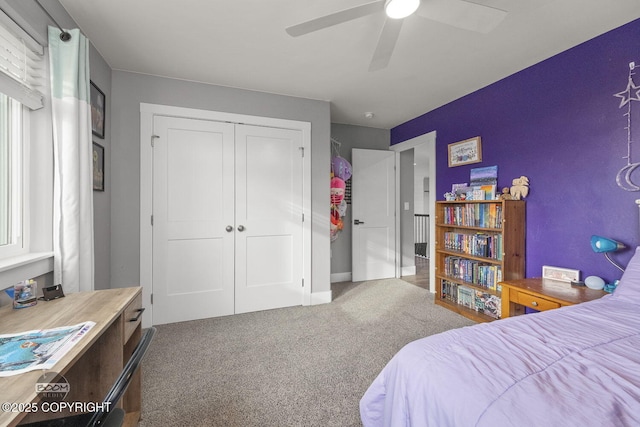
234, 124, 304, 314
152, 116, 235, 325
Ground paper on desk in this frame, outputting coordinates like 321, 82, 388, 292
0, 321, 95, 376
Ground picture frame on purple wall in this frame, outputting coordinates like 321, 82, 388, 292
448, 136, 482, 167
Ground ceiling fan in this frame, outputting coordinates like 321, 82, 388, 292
286, 0, 507, 71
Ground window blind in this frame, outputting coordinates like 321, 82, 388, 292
0, 9, 44, 110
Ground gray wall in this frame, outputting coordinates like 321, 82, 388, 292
399, 150, 414, 269
110, 71, 332, 295
88, 46, 112, 290
329, 123, 390, 277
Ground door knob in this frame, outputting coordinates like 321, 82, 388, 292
237, 225, 245, 232
226, 225, 233, 232
354, 219, 365, 225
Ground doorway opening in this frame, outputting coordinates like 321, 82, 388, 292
391, 131, 436, 293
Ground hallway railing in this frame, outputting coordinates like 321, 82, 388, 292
414, 214, 429, 258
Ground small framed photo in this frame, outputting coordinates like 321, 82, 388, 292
542, 265, 580, 282
448, 136, 482, 167
90, 81, 105, 139
93, 142, 104, 192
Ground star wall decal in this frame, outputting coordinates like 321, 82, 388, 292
614, 75, 640, 108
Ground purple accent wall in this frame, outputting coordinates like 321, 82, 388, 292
391, 18, 640, 283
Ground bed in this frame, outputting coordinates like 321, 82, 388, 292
360, 247, 640, 427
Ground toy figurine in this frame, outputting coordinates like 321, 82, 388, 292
499, 187, 513, 200
510, 176, 529, 200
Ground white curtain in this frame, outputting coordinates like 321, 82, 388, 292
48, 27, 94, 293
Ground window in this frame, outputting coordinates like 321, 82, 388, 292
0, 92, 24, 258
0, 8, 44, 263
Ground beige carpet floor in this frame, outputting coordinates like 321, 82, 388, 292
139, 279, 475, 427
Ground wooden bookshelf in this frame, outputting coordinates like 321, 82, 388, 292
434, 200, 525, 322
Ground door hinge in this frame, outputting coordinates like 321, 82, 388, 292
302, 213, 304, 222
150, 293, 153, 305
301, 278, 304, 288
151, 215, 154, 226
151, 134, 159, 147
299, 147, 304, 157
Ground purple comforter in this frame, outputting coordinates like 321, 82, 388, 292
360, 294, 640, 426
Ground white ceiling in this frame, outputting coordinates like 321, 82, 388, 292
58, 0, 640, 129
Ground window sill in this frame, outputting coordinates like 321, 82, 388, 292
0, 252, 54, 289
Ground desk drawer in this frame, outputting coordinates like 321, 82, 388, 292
123, 292, 143, 344
512, 290, 560, 311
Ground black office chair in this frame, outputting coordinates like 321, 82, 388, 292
22, 326, 156, 427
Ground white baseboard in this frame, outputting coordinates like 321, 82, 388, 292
310, 290, 332, 305
330, 272, 352, 283
401, 265, 416, 276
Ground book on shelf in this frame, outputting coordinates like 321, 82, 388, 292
443, 232, 503, 260
474, 291, 501, 319
480, 184, 496, 200
441, 278, 502, 318
444, 256, 502, 290
457, 285, 475, 309
442, 203, 503, 229
470, 166, 497, 200
441, 280, 458, 303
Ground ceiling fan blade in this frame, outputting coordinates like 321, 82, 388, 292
286, 0, 385, 37
417, 0, 507, 34
369, 18, 404, 72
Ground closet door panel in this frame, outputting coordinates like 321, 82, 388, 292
235, 125, 304, 313
152, 116, 235, 325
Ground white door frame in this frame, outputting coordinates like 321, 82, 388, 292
140, 103, 312, 327
390, 131, 437, 293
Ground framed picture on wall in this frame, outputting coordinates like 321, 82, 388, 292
93, 142, 104, 191
90, 81, 105, 139
448, 136, 482, 167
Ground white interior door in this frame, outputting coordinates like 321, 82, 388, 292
351, 148, 396, 282
152, 116, 235, 325
234, 125, 304, 313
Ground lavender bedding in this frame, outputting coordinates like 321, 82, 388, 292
360, 248, 640, 427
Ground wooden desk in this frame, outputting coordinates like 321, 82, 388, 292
0, 287, 143, 427
500, 278, 606, 318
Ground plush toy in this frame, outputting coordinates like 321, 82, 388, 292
499, 187, 513, 200
337, 199, 348, 217
330, 207, 343, 229
510, 176, 530, 200
329, 206, 343, 242
330, 177, 346, 204
331, 156, 352, 181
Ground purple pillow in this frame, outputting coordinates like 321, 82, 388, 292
612, 246, 640, 301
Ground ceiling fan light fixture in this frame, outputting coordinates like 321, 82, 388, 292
385, 0, 420, 19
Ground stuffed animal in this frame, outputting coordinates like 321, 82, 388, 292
510, 176, 529, 200
499, 187, 513, 200
330, 177, 346, 204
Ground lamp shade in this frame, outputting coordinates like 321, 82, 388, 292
590, 235, 625, 253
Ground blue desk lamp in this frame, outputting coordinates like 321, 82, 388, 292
590, 235, 625, 272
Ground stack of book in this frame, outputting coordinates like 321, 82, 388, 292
440, 280, 502, 319
444, 256, 502, 290
474, 291, 501, 319
442, 203, 503, 229
443, 232, 503, 260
